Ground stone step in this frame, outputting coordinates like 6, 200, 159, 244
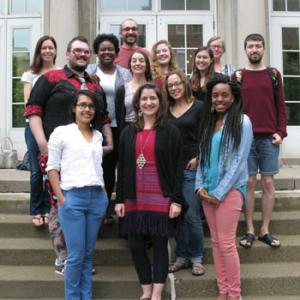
2, 190, 300, 214
1, 166, 300, 193
179, 297, 300, 300
1, 235, 300, 267
0, 265, 170, 299
1, 209, 300, 238
173, 262, 300, 298
0, 263, 299, 298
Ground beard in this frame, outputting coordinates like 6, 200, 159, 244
248, 54, 263, 64
69, 61, 88, 72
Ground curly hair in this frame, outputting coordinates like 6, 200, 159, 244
198, 74, 244, 167
30, 35, 57, 74
93, 33, 120, 54
150, 40, 178, 81
190, 47, 215, 92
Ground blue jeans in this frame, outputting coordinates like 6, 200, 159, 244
58, 186, 108, 300
175, 169, 204, 264
24, 123, 50, 216
248, 137, 279, 176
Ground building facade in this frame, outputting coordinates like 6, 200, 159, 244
0, 0, 299, 156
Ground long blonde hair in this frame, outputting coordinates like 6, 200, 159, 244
150, 40, 178, 81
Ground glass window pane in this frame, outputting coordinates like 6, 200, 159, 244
128, 0, 151, 10
187, 0, 210, 10
137, 25, 146, 47
161, 0, 184, 10
13, 52, 30, 77
282, 28, 299, 50
13, 79, 24, 103
11, 0, 25, 13
168, 25, 184, 48
273, 0, 285, 10
12, 105, 26, 128
102, 0, 126, 11
286, 103, 300, 125
287, 0, 300, 11
187, 49, 197, 75
187, 25, 203, 48
13, 29, 31, 51
0, 1, 5, 14
27, 0, 42, 14
284, 77, 300, 101
283, 52, 300, 75
174, 49, 185, 72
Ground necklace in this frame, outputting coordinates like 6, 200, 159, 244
136, 130, 153, 169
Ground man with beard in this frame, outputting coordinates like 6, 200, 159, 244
114, 18, 150, 68
233, 33, 287, 249
25, 36, 112, 275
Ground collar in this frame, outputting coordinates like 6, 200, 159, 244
64, 65, 91, 81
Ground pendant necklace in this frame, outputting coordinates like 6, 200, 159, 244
136, 129, 153, 169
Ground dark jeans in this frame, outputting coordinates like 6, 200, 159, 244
25, 123, 50, 216
128, 233, 169, 284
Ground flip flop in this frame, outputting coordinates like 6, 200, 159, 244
258, 233, 281, 248
239, 233, 255, 248
32, 215, 44, 227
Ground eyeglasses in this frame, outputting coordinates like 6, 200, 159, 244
210, 45, 223, 49
122, 26, 138, 32
76, 103, 95, 110
167, 81, 183, 89
71, 48, 91, 56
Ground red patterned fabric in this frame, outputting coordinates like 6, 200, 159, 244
24, 104, 43, 118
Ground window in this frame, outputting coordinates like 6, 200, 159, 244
101, 0, 151, 11
10, 0, 41, 14
12, 28, 31, 127
161, 0, 210, 10
273, 0, 300, 11
282, 27, 300, 125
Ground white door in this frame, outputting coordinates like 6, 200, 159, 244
5, 18, 41, 155
157, 16, 214, 74
100, 15, 157, 51
271, 17, 300, 156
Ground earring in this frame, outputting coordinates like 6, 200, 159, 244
138, 110, 143, 117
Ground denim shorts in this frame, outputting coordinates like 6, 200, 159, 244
248, 137, 279, 176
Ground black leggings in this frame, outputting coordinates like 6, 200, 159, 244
128, 233, 169, 284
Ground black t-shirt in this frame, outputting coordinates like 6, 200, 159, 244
167, 100, 203, 166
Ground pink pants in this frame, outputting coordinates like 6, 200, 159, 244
203, 189, 243, 297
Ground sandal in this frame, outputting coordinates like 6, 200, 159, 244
168, 260, 189, 273
192, 262, 205, 276
258, 233, 280, 248
42, 214, 49, 225
32, 215, 44, 227
239, 233, 255, 248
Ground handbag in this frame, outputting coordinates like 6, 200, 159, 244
0, 137, 18, 169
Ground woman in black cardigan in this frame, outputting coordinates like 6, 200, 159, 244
115, 83, 184, 300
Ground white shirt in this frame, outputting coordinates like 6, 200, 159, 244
46, 123, 104, 190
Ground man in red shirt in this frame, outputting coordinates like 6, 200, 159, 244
114, 18, 149, 68
236, 33, 287, 249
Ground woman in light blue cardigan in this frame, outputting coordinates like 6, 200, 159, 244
195, 74, 252, 300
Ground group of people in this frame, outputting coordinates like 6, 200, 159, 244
21, 17, 287, 300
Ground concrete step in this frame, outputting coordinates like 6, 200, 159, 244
2, 234, 300, 267
173, 262, 300, 298
2, 190, 300, 214
2, 209, 300, 238
179, 297, 300, 300
0, 265, 170, 299
1, 166, 300, 193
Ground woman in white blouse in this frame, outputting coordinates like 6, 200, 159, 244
47, 90, 108, 299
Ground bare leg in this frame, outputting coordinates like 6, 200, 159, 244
216, 294, 227, 300
260, 175, 279, 246
151, 283, 164, 300
239, 175, 256, 247
140, 284, 152, 299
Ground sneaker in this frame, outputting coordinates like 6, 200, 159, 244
54, 259, 65, 276
92, 267, 96, 275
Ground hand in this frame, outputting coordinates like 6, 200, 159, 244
272, 133, 282, 145
186, 157, 198, 170
38, 141, 48, 156
57, 197, 65, 206
115, 204, 125, 218
197, 188, 220, 207
169, 203, 182, 219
